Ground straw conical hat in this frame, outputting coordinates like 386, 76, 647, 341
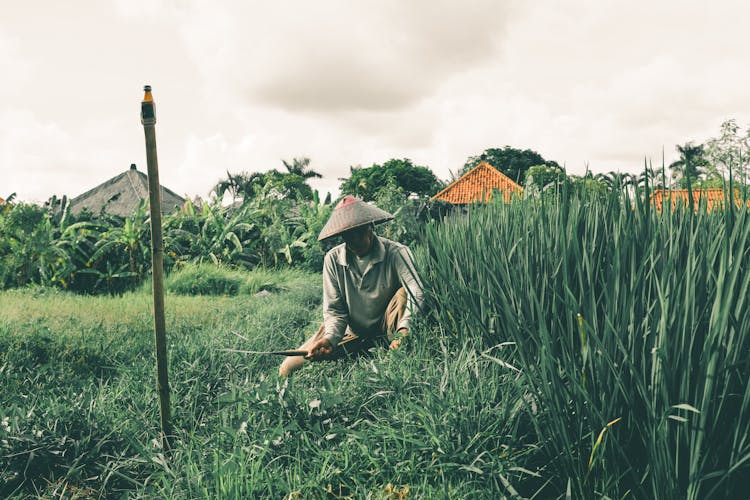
318, 195, 393, 241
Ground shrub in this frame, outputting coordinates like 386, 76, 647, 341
165, 263, 245, 296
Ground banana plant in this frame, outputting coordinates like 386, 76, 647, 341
87, 201, 150, 282
164, 198, 260, 268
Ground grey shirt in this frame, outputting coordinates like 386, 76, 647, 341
322, 236, 424, 346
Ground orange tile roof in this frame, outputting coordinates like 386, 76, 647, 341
432, 161, 523, 204
650, 189, 748, 212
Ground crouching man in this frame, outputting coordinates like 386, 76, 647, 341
279, 195, 424, 377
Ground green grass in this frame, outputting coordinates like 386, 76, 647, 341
419, 191, 750, 498
4, 190, 748, 498
0, 268, 527, 498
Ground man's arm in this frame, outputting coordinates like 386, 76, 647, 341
307, 253, 348, 361
321, 252, 348, 347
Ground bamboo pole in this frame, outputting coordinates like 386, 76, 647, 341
140, 85, 172, 451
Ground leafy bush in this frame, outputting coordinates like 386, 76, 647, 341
165, 263, 245, 296
369, 180, 435, 248
164, 264, 313, 297
0, 191, 334, 294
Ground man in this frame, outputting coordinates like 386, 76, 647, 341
279, 195, 423, 377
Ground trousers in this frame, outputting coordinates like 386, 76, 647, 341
315, 286, 407, 358
279, 288, 407, 376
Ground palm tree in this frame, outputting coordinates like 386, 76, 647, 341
282, 157, 322, 179
669, 143, 707, 190
594, 171, 636, 193
212, 171, 268, 203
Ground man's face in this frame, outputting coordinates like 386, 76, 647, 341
342, 225, 374, 257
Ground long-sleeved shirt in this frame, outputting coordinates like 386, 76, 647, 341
322, 236, 424, 347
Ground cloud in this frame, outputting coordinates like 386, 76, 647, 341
1, 110, 79, 202
4, 0, 750, 204
0, 31, 33, 98
112, 0, 177, 18
0, 105, 145, 203
414, 0, 750, 176
176, 0, 514, 112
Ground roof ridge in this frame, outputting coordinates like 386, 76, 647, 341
432, 161, 522, 204
69, 170, 130, 204
126, 169, 149, 201
68, 167, 185, 217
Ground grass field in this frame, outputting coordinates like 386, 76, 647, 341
2, 192, 749, 498
1, 269, 528, 498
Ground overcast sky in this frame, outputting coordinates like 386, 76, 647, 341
2, 0, 749, 203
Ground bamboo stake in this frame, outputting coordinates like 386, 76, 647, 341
140, 85, 172, 451
223, 349, 310, 356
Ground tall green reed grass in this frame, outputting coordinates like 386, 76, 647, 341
419, 189, 750, 498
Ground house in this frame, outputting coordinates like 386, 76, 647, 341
431, 161, 523, 204
69, 164, 185, 217
650, 188, 749, 212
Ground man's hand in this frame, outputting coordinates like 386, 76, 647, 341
305, 337, 333, 361
389, 329, 407, 350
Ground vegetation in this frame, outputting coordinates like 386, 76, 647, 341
339, 158, 443, 201
705, 119, 750, 186
0, 191, 335, 295
165, 263, 291, 296
0, 270, 527, 498
523, 164, 569, 196
669, 142, 709, 190
3, 140, 750, 497
461, 146, 560, 185
420, 187, 750, 498
212, 157, 323, 204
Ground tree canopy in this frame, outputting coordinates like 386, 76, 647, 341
212, 157, 323, 204
462, 146, 560, 185
524, 164, 567, 193
338, 158, 444, 201
704, 119, 750, 184
669, 142, 709, 189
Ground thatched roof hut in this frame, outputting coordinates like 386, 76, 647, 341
69, 164, 185, 217
432, 161, 523, 204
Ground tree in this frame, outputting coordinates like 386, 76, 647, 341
282, 157, 322, 180
524, 164, 568, 196
704, 119, 750, 186
262, 169, 317, 201
594, 171, 637, 192
213, 158, 322, 204
339, 158, 443, 201
669, 142, 708, 189
568, 173, 609, 197
212, 171, 267, 203
462, 146, 560, 185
